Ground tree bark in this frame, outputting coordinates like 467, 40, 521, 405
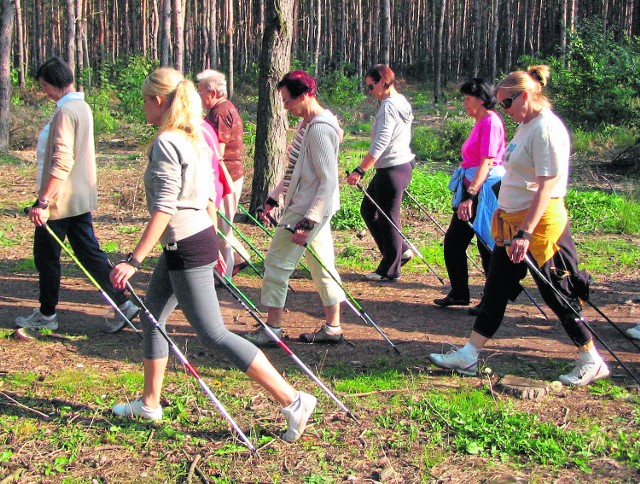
160, 0, 171, 66
0, 0, 15, 152
172, 0, 184, 71
433, 0, 446, 103
250, 0, 293, 214
381, 0, 390, 64
66, 0, 77, 75
14, 0, 24, 87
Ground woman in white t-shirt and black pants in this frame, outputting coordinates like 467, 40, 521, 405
429, 65, 609, 387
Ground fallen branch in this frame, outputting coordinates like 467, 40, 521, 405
0, 468, 24, 484
0, 391, 50, 420
187, 454, 201, 484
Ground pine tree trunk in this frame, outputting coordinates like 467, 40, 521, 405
160, 0, 171, 66
250, 0, 293, 214
172, 0, 183, 71
0, 0, 15, 152
433, 0, 446, 103
66, 0, 77, 75
15, 0, 24, 87
381, 0, 390, 64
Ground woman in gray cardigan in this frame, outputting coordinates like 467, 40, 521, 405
245, 70, 346, 347
346, 64, 415, 281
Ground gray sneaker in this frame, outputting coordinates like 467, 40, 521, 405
428, 348, 478, 376
106, 301, 140, 333
559, 359, 610, 386
243, 326, 281, 347
113, 397, 162, 420
626, 323, 640, 340
15, 309, 58, 330
281, 392, 317, 443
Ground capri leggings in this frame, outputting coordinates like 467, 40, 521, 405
142, 253, 258, 371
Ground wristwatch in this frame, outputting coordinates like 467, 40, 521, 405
32, 197, 50, 209
125, 252, 142, 269
514, 229, 532, 240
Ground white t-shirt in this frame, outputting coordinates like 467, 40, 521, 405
499, 108, 570, 212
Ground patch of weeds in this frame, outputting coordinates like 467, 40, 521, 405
114, 225, 142, 234
573, 237, 640, 275
588, 380, 631, 400
567, 188, 640, 234
0, 153, 22, 165
332, 369, 409, 393
0, 329, 14, 339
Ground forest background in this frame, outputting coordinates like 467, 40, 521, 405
0, 0, 640, 482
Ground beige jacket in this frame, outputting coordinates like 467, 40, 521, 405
40, 95, 97, 220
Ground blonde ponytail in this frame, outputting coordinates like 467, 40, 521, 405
498, 64, 552, 110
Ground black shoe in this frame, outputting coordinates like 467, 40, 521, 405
433, 295, 470, 307
299, 327, 344, 344
400, 249, 413, 267
467, 302, 483, 316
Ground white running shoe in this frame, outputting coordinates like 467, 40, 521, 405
559, 359, 610, 386
112, 397, 162, 420
428, 348, 478, 376
106, 300, 140, 333
281, 392, 317, 443
626, 324, 640, 340
15, 309, 58, 330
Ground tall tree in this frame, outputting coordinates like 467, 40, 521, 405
250, 0, 293, 213
172, 0, 184, 71
14, 0, 24, 87
65, 0, 77, 75
433, 0, 446, 103
380, 0, 390, 63
0, 0, 15, 152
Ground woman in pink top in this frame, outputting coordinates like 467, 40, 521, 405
434, 79, 506, 312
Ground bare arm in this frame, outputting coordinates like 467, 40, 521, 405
457, 156, 495, 221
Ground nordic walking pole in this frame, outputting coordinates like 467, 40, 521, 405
31, 216, 141, 337
216, 228, 264, 279
401, 191, 549, 319
260, 209, 401, 354
217, 210, 267, 265
353, 181, 445, 285
123, 280, 257, 452
584, 301, 640, 353
465, 221, 549, 320
508, 242, 640, 385
216, 216, 297, 293
239, 204, 312, 275
214, 271, 359, 423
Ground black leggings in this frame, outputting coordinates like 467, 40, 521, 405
473, 223, 592, 347
443, 196, 492, 300
360, 162, 413, 279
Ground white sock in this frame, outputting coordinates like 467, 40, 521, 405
579, 348, 602, 364
460, 342, 480, 362
323, 324, 342, 335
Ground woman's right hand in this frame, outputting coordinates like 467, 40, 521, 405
346, 171, 361, 186
457, 199, 474, 221
110, 262, 136, 290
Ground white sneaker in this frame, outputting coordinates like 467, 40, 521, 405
112, 397, 162, 420
626, 324, 640, 340
243, 326, 281, 347
559, 359, 610, 386
281, 392, 317, 443
106, 301, 140, 333
428, 348, 478, 376
15, 309, 58, 330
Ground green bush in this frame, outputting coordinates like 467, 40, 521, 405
412, 117, 474, 162
519, 19, 640, 130
107, 55, 158, 123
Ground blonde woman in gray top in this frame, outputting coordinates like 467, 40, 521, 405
109, 67, 316, 442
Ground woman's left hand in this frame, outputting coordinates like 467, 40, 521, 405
508, 237, 530, 264
457, 199, 474, 221
291, 229, 310, 246
110, 262, 136, 290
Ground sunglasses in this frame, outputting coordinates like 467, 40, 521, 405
499, 91, 522, 109
367, 83, 375, 91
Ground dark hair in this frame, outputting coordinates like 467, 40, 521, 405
365, 64, 396, 88
35, 56, 74, 89
459, 78, 496, 110
277, 70, 317, 99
